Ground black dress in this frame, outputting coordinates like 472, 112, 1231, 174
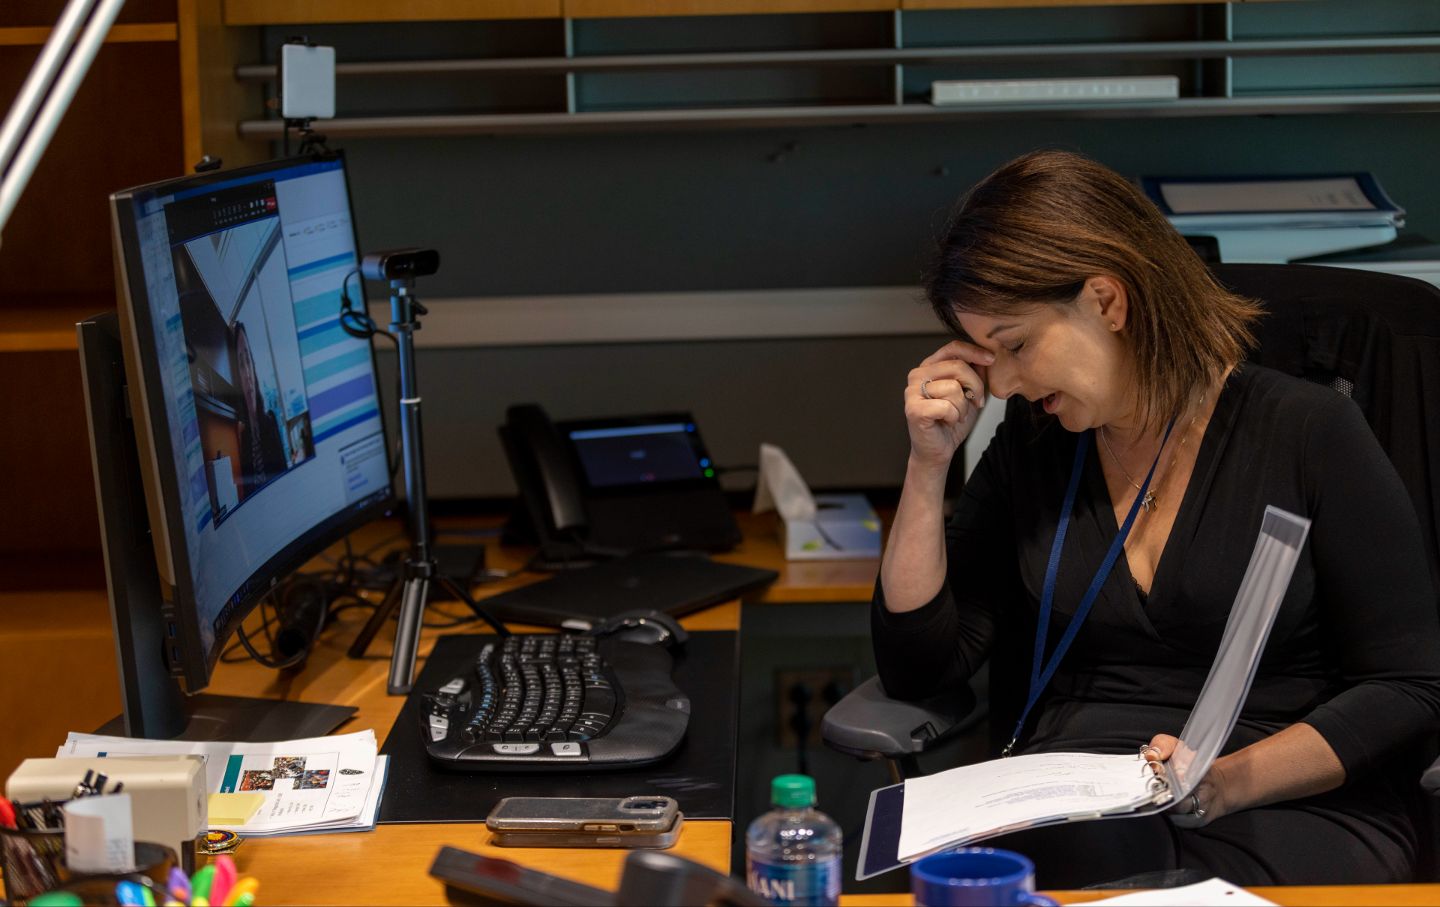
871, 364, 1440, 887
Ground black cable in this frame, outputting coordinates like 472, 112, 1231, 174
339, 268, 391, 344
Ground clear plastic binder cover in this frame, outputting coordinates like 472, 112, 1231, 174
1162, 506, 1311, 802
857, 506, 1311, 881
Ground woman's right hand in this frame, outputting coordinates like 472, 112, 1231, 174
905, 340, 993, 469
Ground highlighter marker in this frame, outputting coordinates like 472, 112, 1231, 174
209, 854, 238, 906
115, 881, 147, 907
167, 865, 192, 904
191, 863, 218, 907
221, 877, 259, 907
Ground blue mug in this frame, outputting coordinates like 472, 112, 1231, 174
911, 848, 1058, 907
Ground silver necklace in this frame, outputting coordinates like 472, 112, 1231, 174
1100, 394, 1205, 514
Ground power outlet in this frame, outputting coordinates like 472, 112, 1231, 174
775, 666, 856, 748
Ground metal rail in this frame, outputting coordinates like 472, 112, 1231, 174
0, 0, 125, 234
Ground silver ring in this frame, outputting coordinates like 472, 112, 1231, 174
920, 378, 934, 400
964, 387, 977, 400
1189, 794, 1205, 818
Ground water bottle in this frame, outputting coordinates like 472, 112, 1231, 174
745, 774, 843, 906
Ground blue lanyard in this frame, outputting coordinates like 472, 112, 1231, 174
1002, 421, 1175, 757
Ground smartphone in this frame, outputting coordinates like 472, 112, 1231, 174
486, 796, 683, 849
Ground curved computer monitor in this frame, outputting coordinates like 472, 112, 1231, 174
84, 153, 394, 738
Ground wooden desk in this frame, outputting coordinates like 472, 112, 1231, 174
843, 885, 1440, 905
207, 600, 743, 905
8, 519, 1440, 904
210, 511, 874, 903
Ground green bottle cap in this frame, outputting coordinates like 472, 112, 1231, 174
771, 774, 816, 809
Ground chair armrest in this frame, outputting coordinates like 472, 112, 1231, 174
820, 675, 983, 762
1422, 753, 1440, 795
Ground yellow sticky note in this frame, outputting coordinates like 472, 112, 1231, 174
207, 793, 265, 825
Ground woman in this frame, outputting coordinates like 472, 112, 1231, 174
874, 150, 1440, 886
232, 321, 287, 499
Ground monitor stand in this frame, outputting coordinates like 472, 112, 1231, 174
95, 696, 356, 742
80, 313, 356, 742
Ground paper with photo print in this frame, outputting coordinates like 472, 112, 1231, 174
57, 729, 378, 834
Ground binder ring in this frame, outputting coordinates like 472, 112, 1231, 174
1138, 744, 1161, 759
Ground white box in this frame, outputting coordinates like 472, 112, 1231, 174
782, 493, 882, 561
7, 757, 205, 871
931, 76, 1179, 107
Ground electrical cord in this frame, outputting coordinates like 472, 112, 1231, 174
338, 268, 390, 344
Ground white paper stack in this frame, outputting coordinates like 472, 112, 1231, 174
55, 730, 388, 837
1139, 173, 1405, 262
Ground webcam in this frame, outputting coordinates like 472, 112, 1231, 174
362, 248, 440, 282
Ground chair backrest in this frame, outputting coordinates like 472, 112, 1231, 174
1212, 263, 1440, 596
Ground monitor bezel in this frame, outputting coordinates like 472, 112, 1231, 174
109, 151, 395, 693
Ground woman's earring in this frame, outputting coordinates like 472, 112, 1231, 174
1110, 322, 1118, 331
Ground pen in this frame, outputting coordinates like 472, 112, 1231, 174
210, 854, 238, 906
221, 876, 259, 907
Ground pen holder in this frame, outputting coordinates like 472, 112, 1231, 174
63, 841, 179, 900
0, 833, 177, 907
0, 825, 69, 905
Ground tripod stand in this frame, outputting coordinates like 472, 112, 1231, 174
345, 249, 507, 694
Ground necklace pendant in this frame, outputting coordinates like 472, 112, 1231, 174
1141, 490, 1157, 513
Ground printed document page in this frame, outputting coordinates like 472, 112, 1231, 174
899, 752, 1161, 860
57, 730, 379, 834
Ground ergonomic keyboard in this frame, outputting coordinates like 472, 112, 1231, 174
419, 633, 690, 770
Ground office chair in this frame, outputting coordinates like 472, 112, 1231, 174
821, 264, 1440, 796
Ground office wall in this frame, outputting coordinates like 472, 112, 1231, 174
346, 112, 1440, 497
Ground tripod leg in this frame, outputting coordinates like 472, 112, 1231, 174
434, 574, 509, 637
347, 577, 403, 659
388, 576, 431, 695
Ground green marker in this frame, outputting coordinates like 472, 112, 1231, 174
191, 863, 218, 906
27, 893, 84, 907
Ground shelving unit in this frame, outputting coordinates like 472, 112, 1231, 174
0, 6, 186, 565
219, 4, 1440, 139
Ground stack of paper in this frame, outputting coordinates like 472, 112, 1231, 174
56, 730, 388, 838
1139, 173, 1405, 263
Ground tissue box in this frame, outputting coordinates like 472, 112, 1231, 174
782, 494, 882, 561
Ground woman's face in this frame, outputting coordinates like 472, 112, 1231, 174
955, 279, 1138, 433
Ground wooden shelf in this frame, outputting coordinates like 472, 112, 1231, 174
0, 297, 114, 352
224, 0, 561, 25
566, 0, 895, 16
0, 22, 178, 46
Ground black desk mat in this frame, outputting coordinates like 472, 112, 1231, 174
378, 631, 738, 823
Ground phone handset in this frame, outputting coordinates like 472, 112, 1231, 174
500, 403, 590, 544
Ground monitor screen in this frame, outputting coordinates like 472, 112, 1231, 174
110, 154, 392, 691
565, 418, 715, 489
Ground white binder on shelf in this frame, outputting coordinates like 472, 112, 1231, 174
1139, 173, 1405, 263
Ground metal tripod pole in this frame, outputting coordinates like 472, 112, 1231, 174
346, 273, 507, 692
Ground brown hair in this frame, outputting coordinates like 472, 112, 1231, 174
923, 149, 1261, 431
